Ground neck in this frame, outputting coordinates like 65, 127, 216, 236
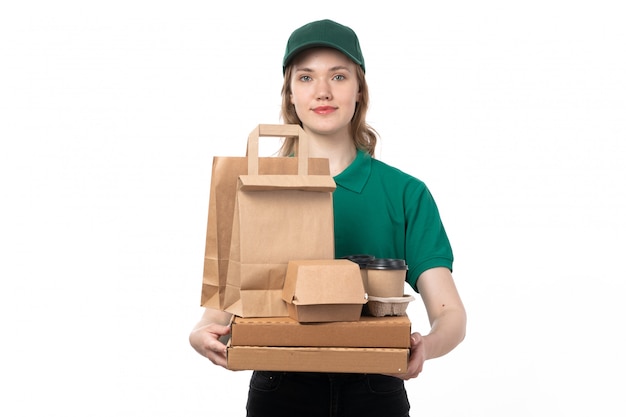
304, 129, 357, 176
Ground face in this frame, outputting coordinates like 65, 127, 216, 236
289, 47, 361, 138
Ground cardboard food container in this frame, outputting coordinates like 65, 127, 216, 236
227, 343, 409, 374
282, 259, 368, 323
366, 295, 416, 317
230, 315, 411, 348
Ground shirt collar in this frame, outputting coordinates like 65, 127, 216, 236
333, 149, 371, 193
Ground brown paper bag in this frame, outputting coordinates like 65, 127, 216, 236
222, 124, 336, 317
201, 124, 332, 310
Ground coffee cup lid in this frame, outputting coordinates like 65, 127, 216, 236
342, 254, 375, 268
365, 258, 408, 270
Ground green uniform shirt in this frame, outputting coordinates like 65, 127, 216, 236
333, 150, 453, 291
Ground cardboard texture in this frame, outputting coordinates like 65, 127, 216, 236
366, 295, 416, 317
282, 260, 368, 322
230, 315, 412, 348
201, 124, 333, 311
227, 345, 409, 374
223, 125, 336, 317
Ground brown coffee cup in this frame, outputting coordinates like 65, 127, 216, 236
365, 258, 408, 298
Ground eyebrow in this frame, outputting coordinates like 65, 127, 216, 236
294, 65, 352, 73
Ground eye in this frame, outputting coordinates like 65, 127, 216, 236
299, 75, 312, 82
332, 74, 346, 81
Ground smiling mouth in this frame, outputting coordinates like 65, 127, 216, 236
313, 106, 336, 114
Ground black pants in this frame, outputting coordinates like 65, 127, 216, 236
246, 371, 410, 417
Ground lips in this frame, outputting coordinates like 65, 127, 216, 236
313, 106, 336, 115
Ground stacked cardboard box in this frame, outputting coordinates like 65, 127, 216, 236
226, 259, 412, 373
281, 260, 368, 322
227, 315, 411, 373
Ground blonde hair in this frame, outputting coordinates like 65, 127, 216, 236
278, 64, 378, 157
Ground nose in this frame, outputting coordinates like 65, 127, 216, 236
316, 80, 331, 100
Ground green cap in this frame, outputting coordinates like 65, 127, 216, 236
283, 19, 365, 74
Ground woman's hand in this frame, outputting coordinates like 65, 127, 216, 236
189, 308, 234, 369
405, 332, 427, 379
189, 322, 231, 368
387, 332, 426, 380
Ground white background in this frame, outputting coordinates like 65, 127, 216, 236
1, 1, 625, 416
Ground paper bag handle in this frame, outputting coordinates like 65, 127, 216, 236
246, 124, 309, 175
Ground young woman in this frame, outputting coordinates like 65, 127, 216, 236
190, 19, 466, 417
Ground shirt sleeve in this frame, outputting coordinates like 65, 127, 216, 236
404, 181, 454, 291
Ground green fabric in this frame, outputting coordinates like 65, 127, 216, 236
333, 150, 453, 292
283, 19, 365, 74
